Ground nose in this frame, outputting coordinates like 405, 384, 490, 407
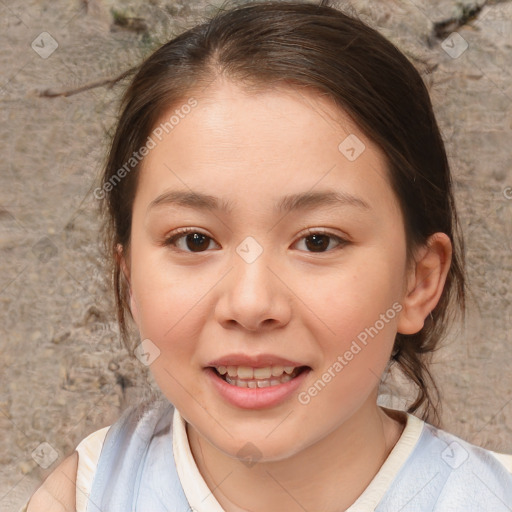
215, 244, 292, 333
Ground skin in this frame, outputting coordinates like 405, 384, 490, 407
28, 78, 452, 511
120, 79, 452, 511
26, 452, 77, 511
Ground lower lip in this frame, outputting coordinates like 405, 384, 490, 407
205, 367, 310, 410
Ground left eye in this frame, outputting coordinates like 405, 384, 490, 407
294, 230, 348, 253
164, 228, 218, 253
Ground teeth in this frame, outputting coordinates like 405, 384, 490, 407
271, 366, 284, 377
254, 367, 272, 379
237, 366, 254, 379
216, 365, 298, 380
218, 366, 300, 388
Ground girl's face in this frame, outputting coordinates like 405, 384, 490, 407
125, 79, 413, 460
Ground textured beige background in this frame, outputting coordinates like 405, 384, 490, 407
1, 0, 511, 509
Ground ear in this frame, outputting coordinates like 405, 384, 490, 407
117, 244, 140, 326
397, 232, 452, 335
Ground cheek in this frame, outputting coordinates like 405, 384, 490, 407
130, 261, 212, 405
297, 302, 398, 432
129, 247, 205, 349
298, 253, 402, 397
134, 277, 206, 345
304, 253, 403, 341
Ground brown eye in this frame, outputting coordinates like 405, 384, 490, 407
295, 230, 348, 253
305, 233, 330, 252
164, 229, 217, 253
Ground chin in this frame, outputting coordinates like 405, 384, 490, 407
207, 428, 310, 465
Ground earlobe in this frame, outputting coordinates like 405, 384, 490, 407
397, 233, 452, 335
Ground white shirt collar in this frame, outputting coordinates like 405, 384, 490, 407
172, 407, 424, 512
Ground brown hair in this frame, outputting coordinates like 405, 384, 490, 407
99, 1, 466, 426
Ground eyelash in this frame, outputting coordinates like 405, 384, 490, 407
163, 227, 349, 254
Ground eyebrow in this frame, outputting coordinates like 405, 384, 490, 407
147, 189, 371, 214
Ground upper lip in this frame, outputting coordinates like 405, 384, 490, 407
206, 354, 307, 368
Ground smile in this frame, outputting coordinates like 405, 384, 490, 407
205, 354, 311, 409
214, 365, 305, 388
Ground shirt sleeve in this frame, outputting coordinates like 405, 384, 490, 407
75, 426, 111, 512
17, 428, 110, 512
490, 451, 512, 474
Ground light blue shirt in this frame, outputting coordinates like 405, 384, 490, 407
84, 398, 512, 511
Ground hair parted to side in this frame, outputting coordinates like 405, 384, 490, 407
99, 1, 466, 426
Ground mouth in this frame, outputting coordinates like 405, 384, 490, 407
205, 356, 312, 409
211, 365, 310, 388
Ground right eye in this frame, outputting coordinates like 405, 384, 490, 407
164, 228, 220, 253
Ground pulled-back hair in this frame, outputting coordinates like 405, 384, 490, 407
99, 1, 466, 426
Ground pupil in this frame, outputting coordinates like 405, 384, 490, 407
187, 233, 209, 252
306, 234, 328, 252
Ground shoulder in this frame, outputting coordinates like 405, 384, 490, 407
25, 451, 78, 512
74, 426, 111, 511
24, 425, 111, 512
422, 422, 512, 475
23, 399, 175, 512
379, 419, 512, 510
489, 450, 512, 473
75, 425, 111, 469
419, 423, 512, 508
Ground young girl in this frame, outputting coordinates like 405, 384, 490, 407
24, 1, 512, 511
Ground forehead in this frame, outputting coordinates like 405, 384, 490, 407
135, 79, 399, 218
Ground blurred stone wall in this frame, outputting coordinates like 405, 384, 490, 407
0, 0, 511, 509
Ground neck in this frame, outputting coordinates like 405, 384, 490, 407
187, 399, 406, 512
